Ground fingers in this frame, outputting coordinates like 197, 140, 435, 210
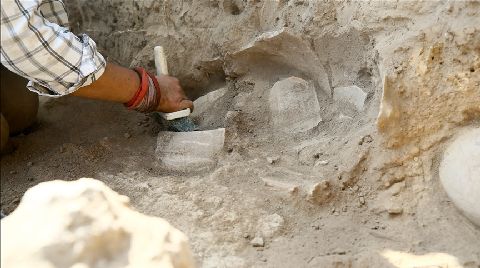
178, 99, 194, 112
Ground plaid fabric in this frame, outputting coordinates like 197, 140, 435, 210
1, 0, 106, 97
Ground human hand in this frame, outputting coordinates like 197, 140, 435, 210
155, 75, 193, 113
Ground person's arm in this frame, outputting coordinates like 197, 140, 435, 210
72, 63, 193, 113
0, 0, 191, 113
1, 0, 105, 96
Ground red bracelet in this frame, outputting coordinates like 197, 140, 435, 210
125, 67, 149, 109
146, 70, 161, 100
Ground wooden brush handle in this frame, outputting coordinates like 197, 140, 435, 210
154, 46, 169, 76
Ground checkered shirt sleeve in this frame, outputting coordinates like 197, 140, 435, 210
1, 0, 106, 97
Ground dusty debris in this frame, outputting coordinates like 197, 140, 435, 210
257, 213, 285, 238
307, 180, 333, 205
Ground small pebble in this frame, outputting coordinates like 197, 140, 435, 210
332, 248, 346, 255
359, 197, 366, 205
266, 156, 279, 164
27, 162, 33, 167
358, 135, 373, 145
9, 171, 16, 175
251, 237, 264, 247
315, 160, 329, 166
124, 133, 131, 139
387, 206, 404, 215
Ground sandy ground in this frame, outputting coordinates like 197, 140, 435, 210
1, 95, 479, 267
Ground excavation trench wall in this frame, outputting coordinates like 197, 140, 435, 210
68, 0, 479, 174
1, 1, 480, 267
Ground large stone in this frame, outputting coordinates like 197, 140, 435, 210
156, 129, 225, 173
0, 178, 195, 268
333, 85, 367, 111
439, 128, 480, 226
269, 77, 322, 133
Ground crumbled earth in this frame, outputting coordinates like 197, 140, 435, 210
1, 0, 480, 267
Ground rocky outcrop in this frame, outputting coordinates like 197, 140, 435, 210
376, 28, 480, 150
1, 178, 195, 268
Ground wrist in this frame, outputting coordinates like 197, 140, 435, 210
124, 67, 161, 113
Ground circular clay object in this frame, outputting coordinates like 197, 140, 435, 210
1, 66, 39, 135
1, 113, 9, 152
439, 127, 480, 227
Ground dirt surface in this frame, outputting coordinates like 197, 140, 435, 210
2, 0, 480, 267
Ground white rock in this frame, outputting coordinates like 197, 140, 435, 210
315, 160, 329, 166
250, 236, 264, 247
439, 127, 480, 226
0, 178, 195, 268
266, 156, 279, 164
269, 77, 322, 133
387, 181, 405, 196
333, 85, 367, 111
386, 202, 404, 215
257, 213, 285, 238
156, 129, 225, 173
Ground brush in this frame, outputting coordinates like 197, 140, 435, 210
153, 46, 198, 132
